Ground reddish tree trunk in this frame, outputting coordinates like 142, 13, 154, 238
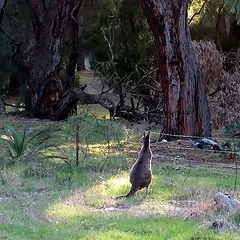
139, 0, 211, 138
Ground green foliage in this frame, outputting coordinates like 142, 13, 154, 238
0, 161, 240, 239
1, 126, 27, 158
22, 160, 49, 178
82, 0, 156, 106
189, 0, 240, 49
64, 115, 130, 146
226, 0, 240, 23
0, 125, 55, 159
18, 84, 31, 110
0, 118, 240, 239
231, 209, 240, 224
225, 123, 240, 136
189, 0, 224, 40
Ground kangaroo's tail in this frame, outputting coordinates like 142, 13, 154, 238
116, 185, 139, 199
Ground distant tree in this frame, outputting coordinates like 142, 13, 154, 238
226, 0, 240, 23
139, 0, 211, 138
188, 0, 240, 50
82, 0, 162, 121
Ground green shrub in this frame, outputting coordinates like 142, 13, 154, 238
64, 115, 130, 146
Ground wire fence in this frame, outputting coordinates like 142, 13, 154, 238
0, 129, 239, 161
153, 145, 238, 155
150, 131, 240, 142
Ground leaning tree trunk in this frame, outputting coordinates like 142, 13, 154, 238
139, 0, 211, 138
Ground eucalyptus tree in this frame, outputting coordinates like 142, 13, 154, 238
139, 0, 211, 138
1, 0, 84, 118
1, 0, 114, 120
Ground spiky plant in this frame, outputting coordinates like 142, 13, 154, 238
1, 126, 27, 158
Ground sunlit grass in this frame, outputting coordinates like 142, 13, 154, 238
84, 173, 130, 207
47, 202, 86, 220
2, 213, 238, 240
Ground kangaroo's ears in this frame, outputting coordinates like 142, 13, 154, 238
143, 132, 146, 137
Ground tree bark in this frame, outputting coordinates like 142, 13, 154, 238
139, 0, 211, 138
66, 0, 83, 89
0, 0, 7, 24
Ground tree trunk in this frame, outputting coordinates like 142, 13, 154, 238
77, 51, 86, 71
139, 0, 211, 138
66, 0, 83, 89
0, 0, 7, 24
0, 95, 6, 115
9, 0, 82, 119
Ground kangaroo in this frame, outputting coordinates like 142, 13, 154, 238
117, 131, 152, 198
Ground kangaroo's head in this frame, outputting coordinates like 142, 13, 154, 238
141, 131, 151, 147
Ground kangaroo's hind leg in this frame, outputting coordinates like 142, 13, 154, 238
145, 186, 149, 196
126, 184, 140, 197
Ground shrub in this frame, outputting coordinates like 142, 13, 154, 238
1, 126, 27, 158
0, 125, 56, 159
64, 115, 130, 146
193, 40, 240, 128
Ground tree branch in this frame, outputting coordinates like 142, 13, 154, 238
188, 0, 208, 25
55, 88, 115, 120
101, 28, 115, 63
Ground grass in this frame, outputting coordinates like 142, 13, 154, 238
0, 215, 231, 240
0, 114, 240, 239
